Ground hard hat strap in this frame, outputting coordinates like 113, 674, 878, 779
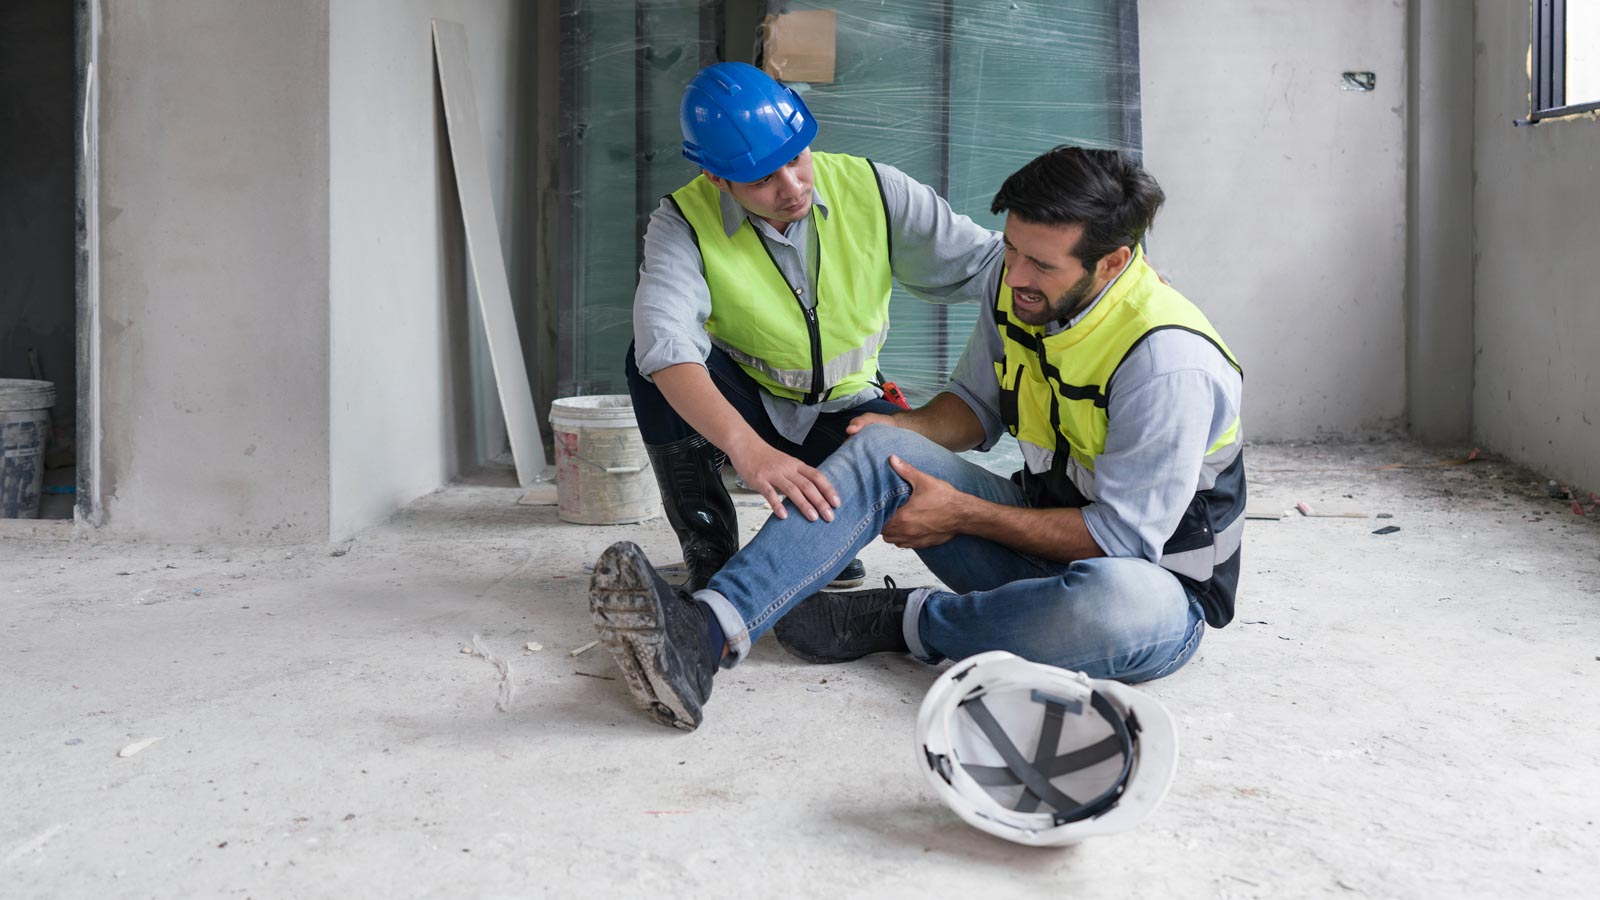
957, 689, 1136, 825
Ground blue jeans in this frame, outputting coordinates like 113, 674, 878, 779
699, 424, 1206, 683
625, 342, 901, 464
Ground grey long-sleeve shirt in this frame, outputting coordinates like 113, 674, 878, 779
631, 160, 1003, 444
944, 258, 1245, 565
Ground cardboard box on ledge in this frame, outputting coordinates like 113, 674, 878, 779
762, 9, 836, 84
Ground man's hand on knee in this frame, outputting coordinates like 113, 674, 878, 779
729, 441, 840, 523
881, 454, 963, 549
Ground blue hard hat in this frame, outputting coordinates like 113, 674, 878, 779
680, 62, 818, 183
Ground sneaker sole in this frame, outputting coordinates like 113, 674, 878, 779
824, 575, 866, 590
588, 542, 702, 732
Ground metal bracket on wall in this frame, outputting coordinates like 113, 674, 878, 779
1341, 71, 1377, 92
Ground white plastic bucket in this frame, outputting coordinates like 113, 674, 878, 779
548, 395, 659, 525
0, 379, 55, 519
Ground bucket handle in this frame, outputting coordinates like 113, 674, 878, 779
568, 451, 646, 476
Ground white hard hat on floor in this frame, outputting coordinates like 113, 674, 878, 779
915, 651, 1179, 846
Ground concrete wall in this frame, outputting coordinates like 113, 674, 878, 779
328, 0, 534, 541
96, 0, 332, 541
1406, 0, 1475, 444
1141, 0, 1409, 440
1472, 2, 1600, 491
1, 0, 77, 447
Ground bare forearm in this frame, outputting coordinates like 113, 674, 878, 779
651, 363, 763, 457
890, 392, 988, 452
953, 494, 1106, 563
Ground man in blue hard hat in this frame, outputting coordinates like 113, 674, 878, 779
626, 61, 1001, 594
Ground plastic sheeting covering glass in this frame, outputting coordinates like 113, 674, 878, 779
558, 0, 1140, 411
558, 0, 719, 397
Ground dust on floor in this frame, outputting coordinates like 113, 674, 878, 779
2, 439, 1596, 897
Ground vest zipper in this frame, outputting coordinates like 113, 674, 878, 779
754, 225, 825, 405
800, 299, 823, 404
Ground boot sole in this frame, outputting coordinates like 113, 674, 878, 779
588, 542, 702, 732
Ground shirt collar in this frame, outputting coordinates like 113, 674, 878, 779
717, 183, 831, 239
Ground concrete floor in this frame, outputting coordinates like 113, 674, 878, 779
3, 439, 1598, 898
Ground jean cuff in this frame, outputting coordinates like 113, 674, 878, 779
694, 588, 750, 668
903, 587, 937, 662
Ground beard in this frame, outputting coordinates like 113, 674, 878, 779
1013, 268, 1099, 326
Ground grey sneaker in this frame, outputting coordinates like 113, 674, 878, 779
588, 541, 718, 732
774, 577, 916, 664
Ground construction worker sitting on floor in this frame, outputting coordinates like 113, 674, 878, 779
627, 61, 1004, 594
595, 146, 1246, 732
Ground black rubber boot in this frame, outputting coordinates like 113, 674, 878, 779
774, 577, 917, 664
647, 435, 739, 592
588, 541, 719, 732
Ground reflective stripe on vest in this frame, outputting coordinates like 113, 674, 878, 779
669, 152, 892, 404
992, 247, 1246, 627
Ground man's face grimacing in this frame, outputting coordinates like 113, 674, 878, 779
1001, 216, 1130, 326
707, 149, 815, 228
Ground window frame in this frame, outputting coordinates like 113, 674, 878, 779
1531, 0, 1600, 121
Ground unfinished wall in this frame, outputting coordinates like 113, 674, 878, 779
328, 0, 534, 541
1140, 0, 1408, 440
1472, 2, 1600, 492
96, 0, 332, 541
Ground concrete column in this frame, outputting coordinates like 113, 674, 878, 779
97, 0, 331, 541
1405, 0, 1476, 444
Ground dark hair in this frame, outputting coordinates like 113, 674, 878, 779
990, 146, 1166, 268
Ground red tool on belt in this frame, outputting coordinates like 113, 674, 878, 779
881, 380, 911, 410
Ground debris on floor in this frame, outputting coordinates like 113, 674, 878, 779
1295, 500, 1367, 518
470, 634, 514, 713
569, 640, 599, 657
117, 737, 163, 758
1372, 525, 1401, 535
524, 642, 544, 652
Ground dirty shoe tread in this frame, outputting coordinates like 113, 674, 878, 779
589, 541, 713, 732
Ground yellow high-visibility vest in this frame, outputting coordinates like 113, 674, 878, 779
992, 246, 1246, 627
669, 152, 892, 404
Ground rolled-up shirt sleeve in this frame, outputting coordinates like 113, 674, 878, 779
1080, 335, 1242, 561
632, 199, 714, 379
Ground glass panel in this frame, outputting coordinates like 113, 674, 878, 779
562, 0, 714, 396
1568, 0, 1600, 105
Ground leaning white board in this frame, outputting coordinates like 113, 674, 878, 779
432, 20, 546, 486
